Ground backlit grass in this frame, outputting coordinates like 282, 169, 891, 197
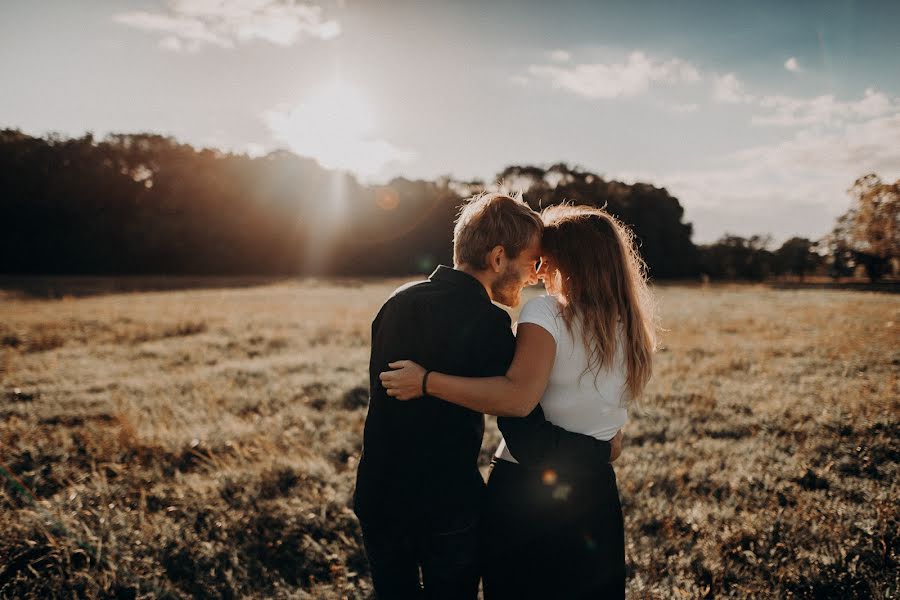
1, 280, 897, 598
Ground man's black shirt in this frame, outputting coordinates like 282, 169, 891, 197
353, 266, 611, 522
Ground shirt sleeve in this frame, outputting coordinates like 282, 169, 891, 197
517, 296, 560, 345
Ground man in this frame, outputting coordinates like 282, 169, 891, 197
353, 193, 617, 599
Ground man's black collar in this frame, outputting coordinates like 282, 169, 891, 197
429, 265, 491, 302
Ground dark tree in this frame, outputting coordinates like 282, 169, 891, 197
774, 237, 822, 280
496, 163, 699, 278
1, 131, 703, 279
698, 235, 775, 281
823, 173, 900, 281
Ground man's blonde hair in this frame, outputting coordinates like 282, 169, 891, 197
453, 192, 543, 269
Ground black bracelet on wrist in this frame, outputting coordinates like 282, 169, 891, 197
422, 370, 432, 397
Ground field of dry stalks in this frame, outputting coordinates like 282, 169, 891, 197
1, 279, 897, 599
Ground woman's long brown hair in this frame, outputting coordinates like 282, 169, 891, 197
540, 204, 657, 402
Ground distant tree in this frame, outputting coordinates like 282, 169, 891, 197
849, 174, 900, 258
824, 174, 899, 281
494, 163, 699, 278
822, 212, 858, 279
774, 237, 822, 280
699, 234, 775, 280
1, 131, 702, 278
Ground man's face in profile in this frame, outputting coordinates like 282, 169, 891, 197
490, 235, 542, 308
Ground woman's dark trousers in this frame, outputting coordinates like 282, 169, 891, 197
482, 458, 625, 599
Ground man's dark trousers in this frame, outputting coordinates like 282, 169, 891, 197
357, 505, 481, 599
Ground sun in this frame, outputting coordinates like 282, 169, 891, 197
264, 79, 410, 178
294, 80, 376, 144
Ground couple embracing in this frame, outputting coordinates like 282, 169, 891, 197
353, 192, 656, 599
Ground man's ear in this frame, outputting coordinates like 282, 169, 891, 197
487, 245, 505, 273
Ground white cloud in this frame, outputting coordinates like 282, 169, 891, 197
549, 49, 571, 62
784, 57, 801, 72
752, 88, 899, 127
710, 68, 898, 128
712, 72, 753, 104
738, 112, 900, 173
114, 0, 340, 51
527, 51, 702, 99
631, 107, 900, 242
613, 73, 900, 242
115, 10, 232, 49
521, 52, 899, 241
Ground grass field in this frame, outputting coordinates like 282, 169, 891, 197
1, 279, 897, 599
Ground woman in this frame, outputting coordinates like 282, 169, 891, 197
380, 205, 656, 598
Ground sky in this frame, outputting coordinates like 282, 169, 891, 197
1, 0, 899, 243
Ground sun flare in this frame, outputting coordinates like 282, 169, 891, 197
264, 80, 411, 178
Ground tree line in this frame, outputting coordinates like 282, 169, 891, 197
696, 174, 899, 282
1, 129, 896, 281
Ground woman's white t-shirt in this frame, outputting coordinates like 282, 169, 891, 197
496, 294, 629, 463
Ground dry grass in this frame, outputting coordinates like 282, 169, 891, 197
0, 280, 897, 599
